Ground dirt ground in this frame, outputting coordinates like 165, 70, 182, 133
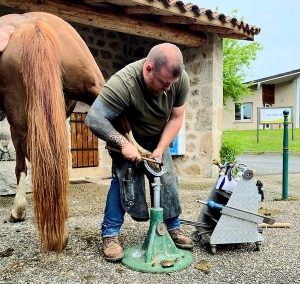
0, 174, 300, 283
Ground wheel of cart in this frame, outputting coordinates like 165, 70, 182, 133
191, 231, 201, 242
210, 245, 217, 255
255, 241, 262, 251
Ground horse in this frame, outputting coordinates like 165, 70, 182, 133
0, 12, 105, 253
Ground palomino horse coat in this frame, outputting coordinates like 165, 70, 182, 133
0, 12, 105, 253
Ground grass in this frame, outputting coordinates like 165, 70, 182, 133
222, 128, 300, 153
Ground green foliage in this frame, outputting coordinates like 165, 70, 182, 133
221, 8, 263, 105
220, 130, 243, 164
223, 39, 263, 105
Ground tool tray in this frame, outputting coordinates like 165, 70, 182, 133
196, 167, 264, 254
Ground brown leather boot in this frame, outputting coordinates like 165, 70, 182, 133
102, 236, 124, 262
168, 228, 194, 249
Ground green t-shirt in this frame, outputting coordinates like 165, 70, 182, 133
99, 59, 189, 139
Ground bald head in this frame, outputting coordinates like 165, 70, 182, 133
146, 43, 184, 78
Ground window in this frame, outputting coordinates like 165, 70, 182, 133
235, 103, 253, 121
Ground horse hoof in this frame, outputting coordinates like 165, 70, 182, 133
47, 236, 69, 252
47, 228, 69, 252
9, 215, 25, 223
63, 236, 69, 249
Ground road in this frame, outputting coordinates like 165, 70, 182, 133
236, 154, 300, 175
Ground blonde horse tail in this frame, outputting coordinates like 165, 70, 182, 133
19, 20, 69, 253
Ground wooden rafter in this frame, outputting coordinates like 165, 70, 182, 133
0, 0, 207, 47
0, 0, 259, 43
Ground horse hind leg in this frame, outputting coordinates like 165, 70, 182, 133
124, 131, 151, 156
117, 113, 151, 156
9, 128, 27, 223
10, 172, 27, 222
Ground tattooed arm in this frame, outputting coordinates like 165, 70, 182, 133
85, 98, 141, 161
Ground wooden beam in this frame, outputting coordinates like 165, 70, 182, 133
106, 0, 231, 27
86, 0, 256, 40
189, 23, 234, 35
0, 0, 207, 47
218, 33, 252, 41
84, 0, 137, 6
160, 15, 197, 25
123, 6, 171, 16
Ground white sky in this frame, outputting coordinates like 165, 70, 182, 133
192, 0, 300, 81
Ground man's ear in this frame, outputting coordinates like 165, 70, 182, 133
145, 64, 152, 76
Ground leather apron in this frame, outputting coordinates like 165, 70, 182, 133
109, 140, 182, 221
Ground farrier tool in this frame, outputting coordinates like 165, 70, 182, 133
195, 200, 276, 225
121, 154, 193, 273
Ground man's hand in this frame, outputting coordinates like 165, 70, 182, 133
121, 142, 142, 162
150, 148, 163, 162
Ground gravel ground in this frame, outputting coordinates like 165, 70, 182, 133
1, 173, 300, 284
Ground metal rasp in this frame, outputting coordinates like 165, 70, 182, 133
195, 200, 276, 225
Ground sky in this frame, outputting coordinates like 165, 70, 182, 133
192, 0, 300, 81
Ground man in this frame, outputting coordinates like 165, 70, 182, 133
85, 42, 193, 262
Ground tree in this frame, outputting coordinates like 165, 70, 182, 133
221, 9, 263, 105
223, 39, 263, 105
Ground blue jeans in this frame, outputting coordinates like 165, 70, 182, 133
101, 176, 180, 237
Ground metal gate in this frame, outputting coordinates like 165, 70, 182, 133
70, 112, 98, 168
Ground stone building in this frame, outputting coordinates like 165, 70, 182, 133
0, 0, 260, 194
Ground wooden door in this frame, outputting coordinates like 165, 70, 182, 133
70, 113, 98, 168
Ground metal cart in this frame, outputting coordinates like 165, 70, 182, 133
182, 162, 274, 254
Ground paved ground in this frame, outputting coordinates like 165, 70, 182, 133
237, 154, 300, 175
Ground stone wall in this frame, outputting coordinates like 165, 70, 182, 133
175, 35, 223, 178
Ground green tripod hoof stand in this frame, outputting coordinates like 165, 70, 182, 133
122, 162, 193, 273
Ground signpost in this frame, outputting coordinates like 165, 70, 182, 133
282, 110, 289, 200
257, 107, 294, 143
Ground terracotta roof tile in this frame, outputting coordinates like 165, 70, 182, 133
80, 0, 261, 41
153, 0, 261, 37
0, 0, 260, 46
